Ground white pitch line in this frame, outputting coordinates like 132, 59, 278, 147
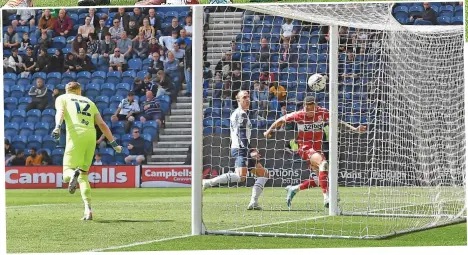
227, 215, 329, 231
6, 203, 72, 209
88, 234, 193, 252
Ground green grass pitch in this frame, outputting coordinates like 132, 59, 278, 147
6, 188, 466, 253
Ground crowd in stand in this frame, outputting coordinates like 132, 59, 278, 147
3, 7, 192, 166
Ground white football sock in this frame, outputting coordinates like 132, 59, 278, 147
208, 173, 241, 186
84, 202, 92, 214
251, 177, 268, 203
319, 161, 328, 172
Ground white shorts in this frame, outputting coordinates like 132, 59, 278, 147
127, 155, 145, 162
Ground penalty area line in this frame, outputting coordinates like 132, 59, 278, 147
6, 203, 73, 209
88, 234, 193, 252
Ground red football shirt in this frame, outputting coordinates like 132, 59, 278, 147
284, 107, 329, 148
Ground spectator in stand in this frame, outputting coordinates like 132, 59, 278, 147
40, 150, 53, 165
35, 9, 55, 39
22, 47, 36, 73
109, 19, 124, 41
35, 30, 51, 54
184, 16, 192, 37
88, 8, 100, 28
140, 91, 164, 127
164, 51, 181, 78
64, 53, 78, 73
269, 81, 287, 103
71, 34, 87, 56
99, 33, 116, 63
132, 77, 147, 97
26, 77, 48, 111
6, 48, 24, 74
259, 70, 275, 85
54, 9, 73, 38
26, 147, 43, 166
148, 51, 164, 75
281, 18, 296, 43
93, 153, 104, 165
410, 2, 437, 25
203, 61, 213, 80
155, 70, 174, 98
111, 92, 140, 134
124, 128, 146, 165
117, 31, 133, 60
230, 69, 245, 101
3, 26, 20, 49
127, 19, 139, 40
159, 30, 179, 52
9, 150, 26, 166
77, 47, 95, 72
146, 8, 162, 37
252, 81, 269, 119
132, 7, 145, 27
5, 139, 15, 163
48, 49, 65, 73
165, 17, 183, 37
184, 43, 192, 97
177, 29, 192, 47
132, 33, 149, 59
109, 47, 126, 73
215, 51, 232, 77
35, 48, 50, 73
143, 74, 158, 95
172, 42, 185, 62
18, 33, 31, 51
87, 33, 100, 62
258, 37, 270, 63
13, 9, 35, 28
52, 88, 63, 106
278, 38, 296, 70
78, 16, 95, 40
114, 7, 131, 31
148, 37, 162, 56
95, 18, 109, 41
140, 18, 155, 40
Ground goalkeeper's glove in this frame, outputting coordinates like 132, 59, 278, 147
109, 140, 122, 153
51, 125, 61, 140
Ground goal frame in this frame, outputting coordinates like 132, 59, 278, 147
191, 3, 466, 238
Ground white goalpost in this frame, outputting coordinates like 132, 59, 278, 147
192, 3, 466, 239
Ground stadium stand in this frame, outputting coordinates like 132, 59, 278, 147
3, 7, 191, 166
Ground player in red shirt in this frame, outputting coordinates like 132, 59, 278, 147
264, 96, 366, 208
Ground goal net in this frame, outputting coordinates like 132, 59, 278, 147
199, 3, 466, 239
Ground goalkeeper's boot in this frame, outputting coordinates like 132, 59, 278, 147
81, 211, 93, 221
247, 202, 262, 210
285, 185, 297, 209
68, 169, 81, 195
202, 179, 211, 191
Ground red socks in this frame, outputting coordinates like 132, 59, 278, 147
299, 178, 318, 190
319, 171, 329, 194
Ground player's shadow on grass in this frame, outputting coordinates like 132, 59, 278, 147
94, 219, 175, 224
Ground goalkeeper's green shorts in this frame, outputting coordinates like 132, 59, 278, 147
63, 130, 96, 172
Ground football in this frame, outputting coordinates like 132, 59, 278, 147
308, 73, 327, 91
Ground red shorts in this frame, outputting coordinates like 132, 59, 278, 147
297, 143, 325, 162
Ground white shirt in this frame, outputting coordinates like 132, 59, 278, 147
109, 54, 125, 65
159, 36, 178, 52
282, 22, 294, 37
184, 25, 192, 35
118, 98, 140, 115
93, 161, 103, 165
230, 108, 251, 149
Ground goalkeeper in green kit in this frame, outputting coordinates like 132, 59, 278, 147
52, 82, 123, 220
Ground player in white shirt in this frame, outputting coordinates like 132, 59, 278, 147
203, 91, 270, 210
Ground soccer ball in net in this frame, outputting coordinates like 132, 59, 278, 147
308, 73, 327, 91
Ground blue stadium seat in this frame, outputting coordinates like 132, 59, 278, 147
34, 122, 50, 136
17, 97, 31, 111
19, 122, 35, 136
91, 71, 107, 85
454, 5, 463, 17
77, 71, 92, 85
106, 71, 122, 84
112, 121, 126, 135
12, 135, 28, 150
452, 16, 463, 25
127, 58, 142, 71
115, 83, 131, 97
78, 13, 88, 24
69, 13, 78, 24
52, 36, 66, 49
5, 97, 18, 112
100, 83, 116, 97
121, 134, 132, 147
26, 109, 41, 123
99, 148, 115, 164
393, 5, 409, 16
142, 133, 153, 151
46, 72, 62, 85
103, 108, 115, 122
142, 121, 158, 135
95, 96, 110, 109
27, 135, 43, 149
5, 123, 19, 137
115, 148, 129, 164
62, 72, 76, 84
122, 71, 136, 84
43, 135, 57, 151
52, 148, 65, 165
41, 109, 56, 123
17, 73, 31, 86
85, 83, 101, 97
439, 5, 454, 17
4, 72, 17, 84
10, 85, 26, 98
437, 16, 451, 25
11, 110, 26, 124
